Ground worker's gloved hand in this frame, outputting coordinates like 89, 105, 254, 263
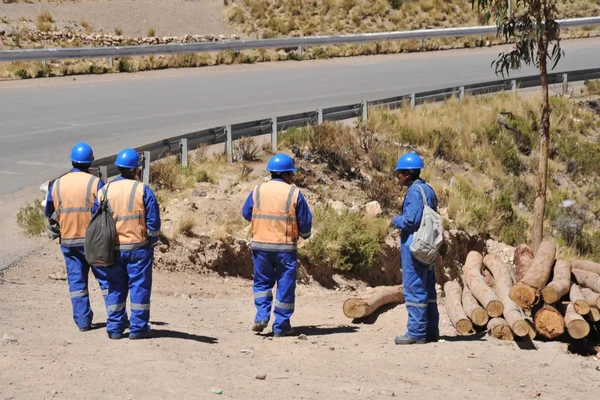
46, 214, 60, 240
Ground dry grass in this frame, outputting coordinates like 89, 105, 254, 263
16, 199, 46, 237
211, 214, 250, 241
229, 0, 600, 39
174, 212, 198, 238
36, 10, 54, 32
233, 137, 261, 162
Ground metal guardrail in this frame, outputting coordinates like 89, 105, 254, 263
38, 66, 600, 205
3, 16, 600, 62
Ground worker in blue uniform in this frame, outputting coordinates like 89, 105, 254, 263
92, 148, 161, 340
392, 152, 439, 345
44, 142, 108, 331
242, 153, 312, 337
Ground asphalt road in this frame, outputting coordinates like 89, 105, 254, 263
1, 38, 599, 196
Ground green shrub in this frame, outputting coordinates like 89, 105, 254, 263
302, 206, 388, 273
17, 200, 46, 236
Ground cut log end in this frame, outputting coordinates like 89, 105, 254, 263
486, 300, 504, 318
487, 318, 514, 341
573, 300, 590, 316
455, 319, 474, 335
512, 320, 533, 337
470, 308, 489, 327
541, 286, 560, 304
567, 320, 590, 340
509, 283, 537, 310
534, 305, 565, 339
343, 299, 369, 319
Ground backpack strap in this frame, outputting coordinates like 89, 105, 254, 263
415, 184, 428, 207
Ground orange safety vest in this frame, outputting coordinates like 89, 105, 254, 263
52, 171, 99, 247
98, 179, 147, 250
251, 180, 299, 252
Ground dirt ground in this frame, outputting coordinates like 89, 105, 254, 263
2, 156, 600, 400
2, 240, 600, 400
0, 0, 231, 38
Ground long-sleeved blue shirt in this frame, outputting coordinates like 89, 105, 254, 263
242, 178, 312, 240
392, 179, 438, 243
91, 176, 161, 243
45, 168, 105, 218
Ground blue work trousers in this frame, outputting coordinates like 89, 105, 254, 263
105, 245, 153, 337
401, 238, 439, 340
60, 245, 109, 330
252, 250, 297, 333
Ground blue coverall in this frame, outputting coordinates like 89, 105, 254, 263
91, 176, 161, 338
45, 168, 108, 330
242, 178, 313, 334
392, 179, 440, 341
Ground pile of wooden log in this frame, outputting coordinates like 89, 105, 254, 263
445, 240, 600, 341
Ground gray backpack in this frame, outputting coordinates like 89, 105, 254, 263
84, 183, 116, 266
409, 185, 444, 265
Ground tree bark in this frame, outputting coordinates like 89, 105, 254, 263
533, 304, 565, 339
443, 281, 473, 335
531, 37, 550, 256
481, 267, 496, 289
564, 303, 590, 339
487, 317, 514, 341
461, 277, 489, 326
514, 244, 534, 281
484, 253, 533, 337
509, 240, 556, 309
343, 285, 404, 319
541, 259, 571, 304
580, 288, 600, 309
572, 269, 600, 293
570, 284, 590, 315
462, 251, 504, 317
571, 260, 600, 275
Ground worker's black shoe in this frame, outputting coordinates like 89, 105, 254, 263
79, 326, 92, 332
129, 330, 153, 340
426, 335, 440, 343
273, 329, 295, 338
394, 335, 426, 345
252, 321, 268, 333
107, 333, 122, 340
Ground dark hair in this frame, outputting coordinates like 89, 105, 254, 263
398, 169, 421, 180
118, 166, 137, 175
72, 162, 91, 171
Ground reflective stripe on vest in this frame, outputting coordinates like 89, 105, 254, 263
250, 180, 299, 252
51, 172, 99, 244
99, 179, 147, 250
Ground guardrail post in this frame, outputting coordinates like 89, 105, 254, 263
419, 38, 423, 49
109, 57, 114, 68
226, 124, 233, 163
271, 117, 278, 153
317, 108, 323, 125
511, 80, 517, 93
459, 86, 465, 102
362, 100, 368, 121
298, 46, 303, 58
99, 166, 108, 181
562, 73, 569, 95
142, 151, 151, 185
180, 138, 188, 167
410, 93, 416, 108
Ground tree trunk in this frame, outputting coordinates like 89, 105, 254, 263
564, 303, 590, 339
509, 240, 556, 309
581, 288, 600, 309
483, 253, 533, 337
572, 269, 600, 293
541, 259, 571, 304
588, 306, 600, 323
461, 277, 489, 326
443, 281, 473, 335
487, 317, 514, 341
514, 244, 534, 281
534, 305, 565, 339
570, 284, 590, 315
343, 285, 404, 319
571, 260, 600, 275
462, 251, 504, 317
531, 38, 551, 255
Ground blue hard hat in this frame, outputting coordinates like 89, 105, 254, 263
395, 152, 424, 171
115, 148, 141, 169
266, 153, 297, 173
70, 142, 94, 164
